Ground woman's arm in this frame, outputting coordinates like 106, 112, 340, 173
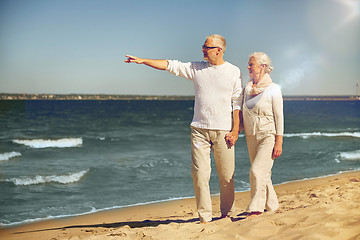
272, 85, 284, 159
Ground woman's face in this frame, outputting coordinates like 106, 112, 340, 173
247, 56, 263, 79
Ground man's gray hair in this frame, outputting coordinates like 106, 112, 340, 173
206, 34, 226, 53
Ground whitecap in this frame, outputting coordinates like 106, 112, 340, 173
5, 169, 89, 186
12, 138, 83, 148
0, 152, 22, 161
338, 150, 360, 161
284, 132, 360, 139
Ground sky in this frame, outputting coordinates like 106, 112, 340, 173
0, 0, 359, 96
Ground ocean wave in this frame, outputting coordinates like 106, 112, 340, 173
12, 138, 83, 148
5, 169, 89, 186
0, 152, 22, 161
338, 150, 360, 161
284, 132, 360, 139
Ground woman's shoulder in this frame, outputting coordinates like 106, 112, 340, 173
266, 82, 282, 97
269, 82, 282, 91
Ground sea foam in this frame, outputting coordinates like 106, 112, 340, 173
5, 169, 89, 186
0, 152, 22, 161
13, 138, 83, 148
339, 150, 360, 161
284, 132, 360, 139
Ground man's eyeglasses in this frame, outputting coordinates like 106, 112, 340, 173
202, 45, 220, 51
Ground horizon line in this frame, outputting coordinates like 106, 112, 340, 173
1, 93, 359, 101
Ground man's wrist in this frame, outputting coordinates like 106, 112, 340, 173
231, 128, 240, 134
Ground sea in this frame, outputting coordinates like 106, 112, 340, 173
0, 99, 359, 226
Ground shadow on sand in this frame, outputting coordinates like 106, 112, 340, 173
13, 212, 250, 235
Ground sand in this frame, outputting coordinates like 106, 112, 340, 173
0, 171, 359, 240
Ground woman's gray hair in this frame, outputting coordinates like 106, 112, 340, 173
249, 52, 274, 73
207, 34, 226, 52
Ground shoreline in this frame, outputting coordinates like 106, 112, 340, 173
2, 169, 358, 228
2, 169, 358, 227
1, 170, 359, 240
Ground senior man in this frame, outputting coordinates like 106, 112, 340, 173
125, 34, 242, 223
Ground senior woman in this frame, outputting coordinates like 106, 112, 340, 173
228, 52, 284, 218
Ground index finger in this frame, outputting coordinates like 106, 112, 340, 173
125, 55, 134, 58
124, 55, 135, 63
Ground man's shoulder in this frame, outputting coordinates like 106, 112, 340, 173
225, 61, 240, 70
190, 61, 210, 70
170, 60, 208, 67
222, 62, 241, 75
191, 61, 208, 66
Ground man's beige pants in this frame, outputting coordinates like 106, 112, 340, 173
246, 133, 279, 212
191, 126, 235, 222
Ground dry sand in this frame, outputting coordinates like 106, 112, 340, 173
0, 171, 359, 240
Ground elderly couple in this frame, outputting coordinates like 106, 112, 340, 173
125, 34, 284, 223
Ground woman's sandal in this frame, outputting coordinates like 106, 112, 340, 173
246, 211, 262, 219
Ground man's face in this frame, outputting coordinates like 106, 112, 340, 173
202, 38, 219, 63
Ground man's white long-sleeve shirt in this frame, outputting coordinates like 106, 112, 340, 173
166, 60, 242, 131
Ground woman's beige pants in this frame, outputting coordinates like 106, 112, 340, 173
246, 133, 279, 212
191, 126, 235, 222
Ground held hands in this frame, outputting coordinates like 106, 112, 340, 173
225, 131, 238, 148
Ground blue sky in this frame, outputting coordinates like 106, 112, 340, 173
0, 0, 359, 96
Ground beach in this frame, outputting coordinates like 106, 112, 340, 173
1, 170, 359, 240
1, 100, 359, 238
